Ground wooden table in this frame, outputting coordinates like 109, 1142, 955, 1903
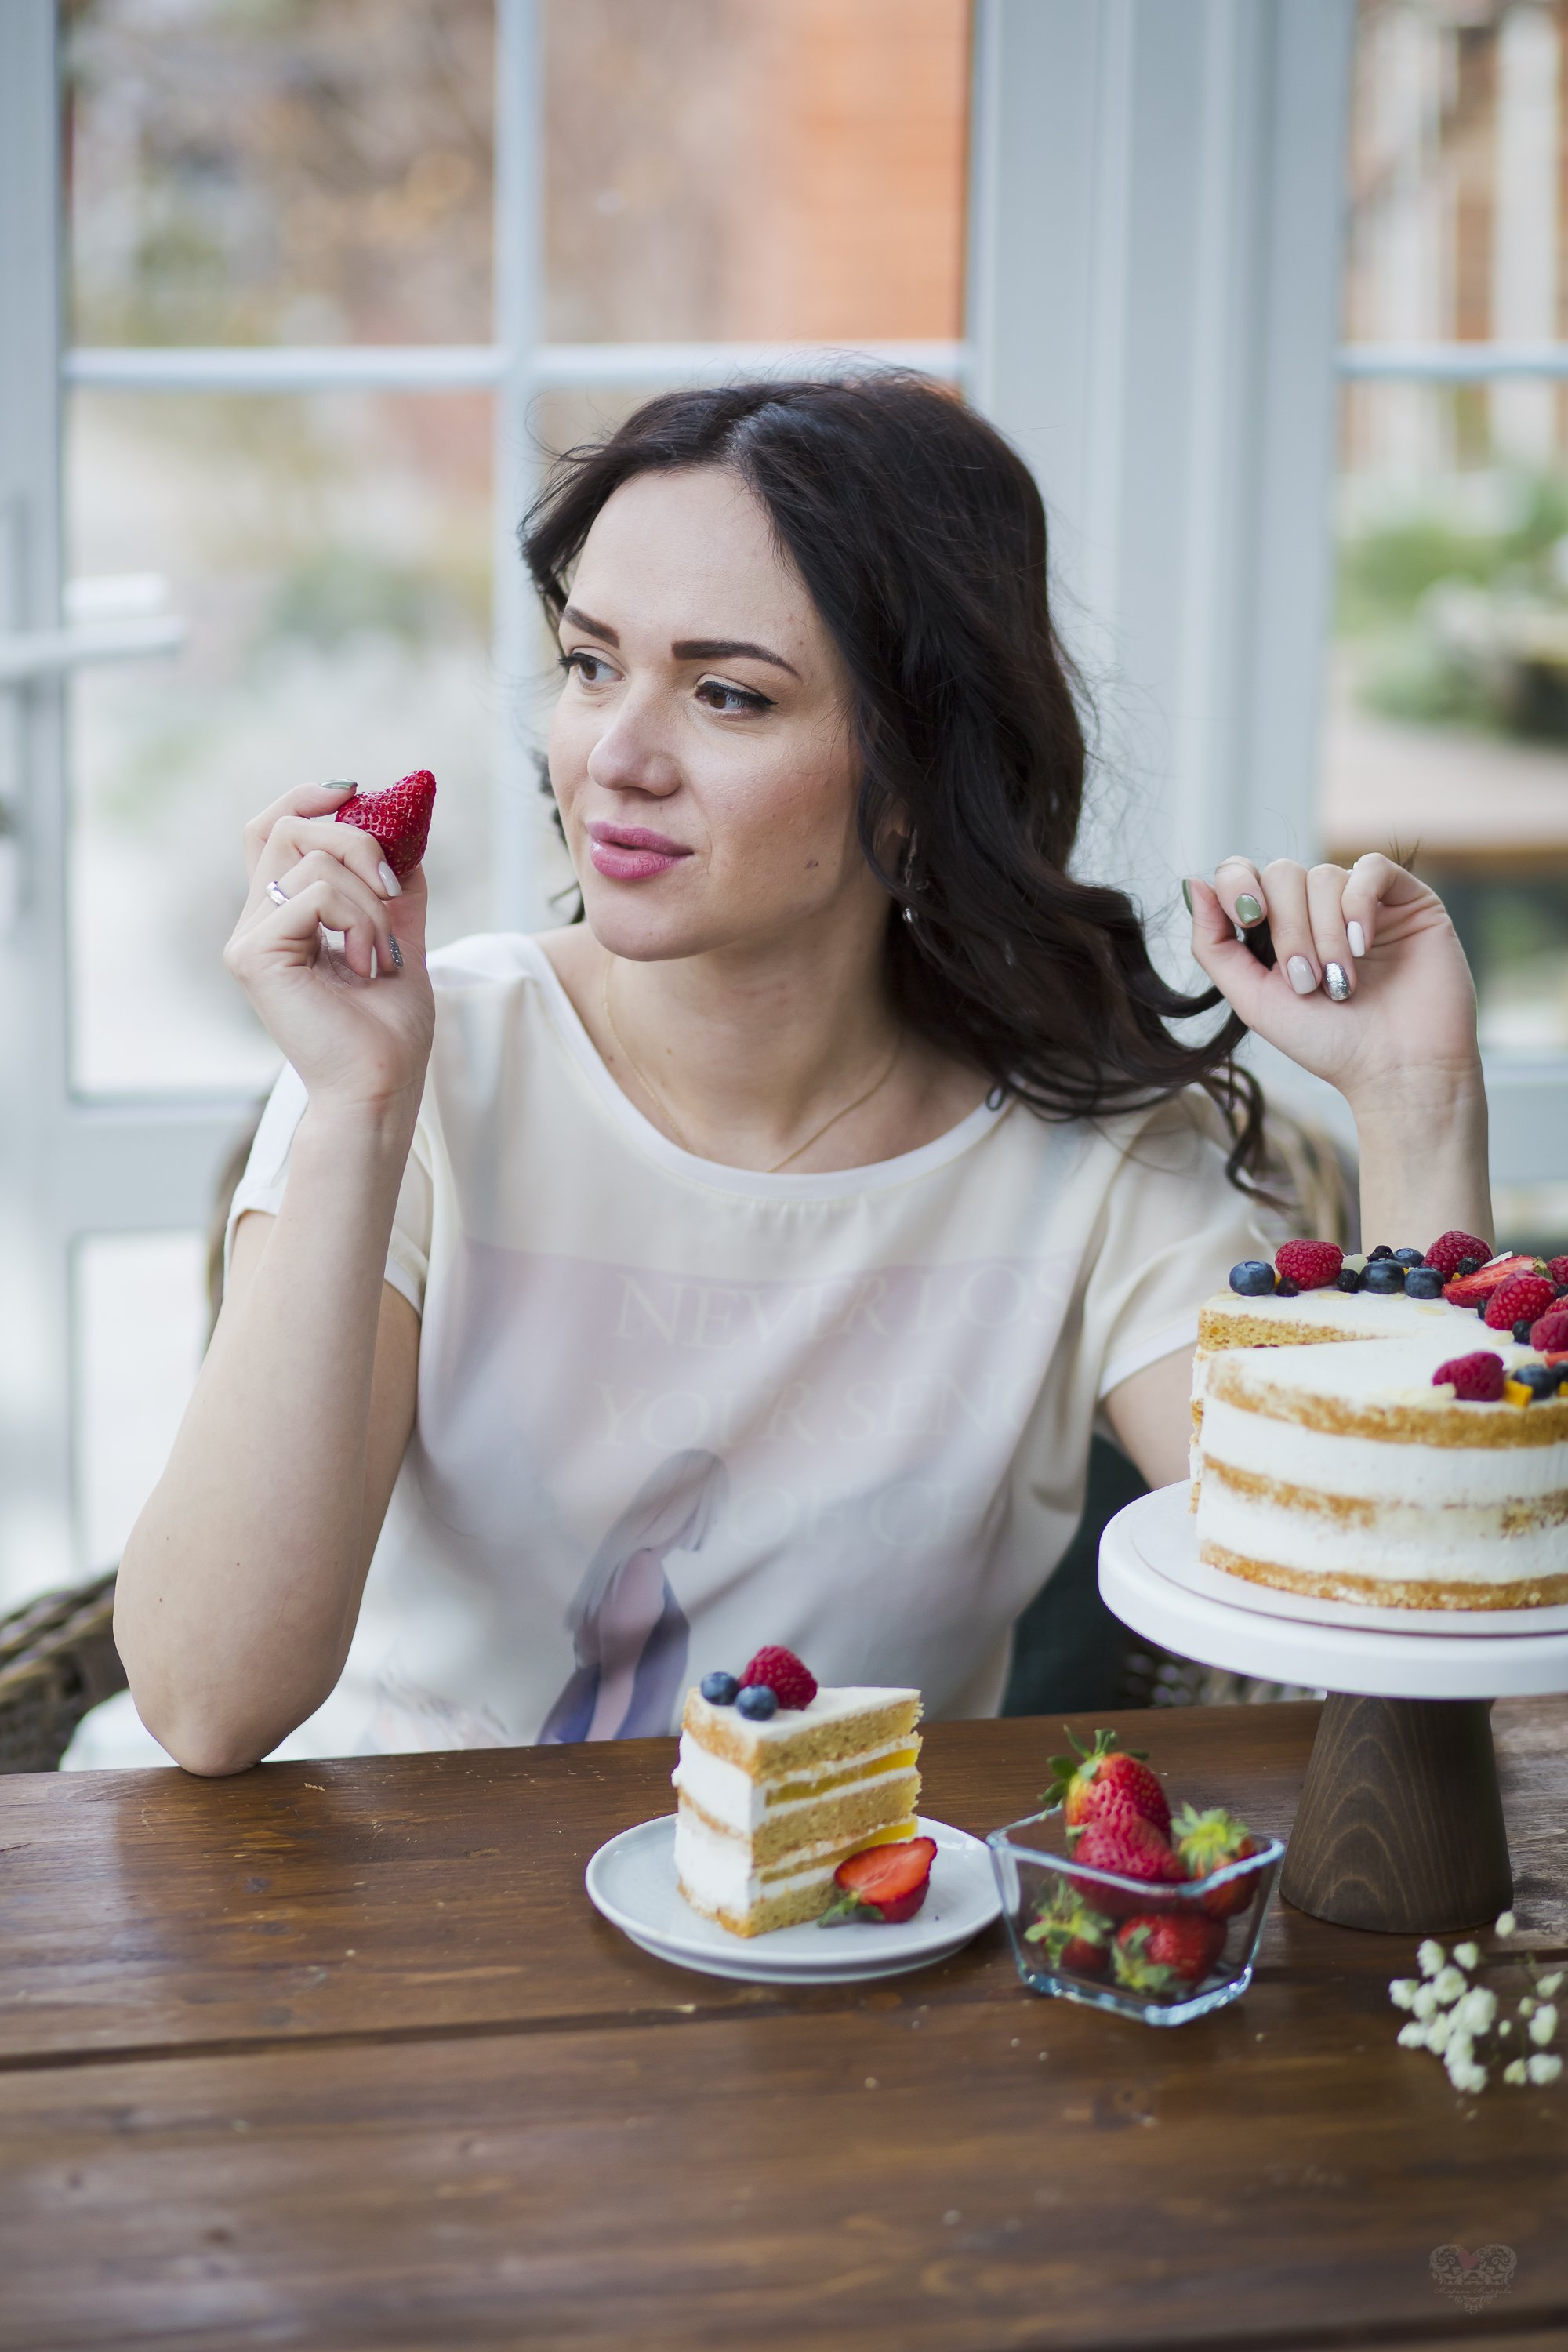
2, 1700, 1565, 2350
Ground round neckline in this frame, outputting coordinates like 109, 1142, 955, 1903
516, 934, 1009, 1199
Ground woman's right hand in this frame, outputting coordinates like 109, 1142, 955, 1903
224, 782, 436, 1113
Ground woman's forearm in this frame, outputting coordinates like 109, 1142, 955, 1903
1352, 1069, 1493, 1258
116, 1097, 420, 1774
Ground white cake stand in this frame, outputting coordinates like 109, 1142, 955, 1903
1099, 1484, 1568, 1934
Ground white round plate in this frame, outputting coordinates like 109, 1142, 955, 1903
1137, 1483, 1568, 1639
584, 1813, 1000, 1984
1100, 1484, 1568, 1700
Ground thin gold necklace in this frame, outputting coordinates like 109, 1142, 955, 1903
601, 957, 903, 1174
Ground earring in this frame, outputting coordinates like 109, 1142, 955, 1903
899, 827, 921, 926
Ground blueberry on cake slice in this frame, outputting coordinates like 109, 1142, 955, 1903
672, 1646, 924, 1936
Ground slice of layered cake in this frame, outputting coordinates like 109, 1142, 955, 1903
672, 1645, 923, 1936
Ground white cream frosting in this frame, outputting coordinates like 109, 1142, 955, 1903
1198, 1475, 1567, 1585
1197, 1287, 1475, 1346
1196, 1332, 1568, 1590
1198, 1392, 1566, 1506
672, 1807, 915, 1913
672, 1732, 916, 1833
681, 1683, 920, 1763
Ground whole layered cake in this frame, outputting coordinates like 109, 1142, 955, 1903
671, 1645, 924, 1936
1192, 1230, 1568, 1610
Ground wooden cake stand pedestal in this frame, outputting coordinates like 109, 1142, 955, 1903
1099, 1485, 1568, 1935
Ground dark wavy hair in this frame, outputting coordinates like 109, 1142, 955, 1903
520, 373, 1264, 1187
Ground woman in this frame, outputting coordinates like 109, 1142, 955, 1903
116, 376, 1490, 1775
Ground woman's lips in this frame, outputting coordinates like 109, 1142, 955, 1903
586, 822, 692, 882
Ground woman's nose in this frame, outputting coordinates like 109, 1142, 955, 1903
586, 688, 681, 798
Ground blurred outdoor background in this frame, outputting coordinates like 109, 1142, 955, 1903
7, 0, 1568, 1683
58, 0, 968, 1582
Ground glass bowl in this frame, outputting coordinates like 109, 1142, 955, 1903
987, 1805, 1284, 2026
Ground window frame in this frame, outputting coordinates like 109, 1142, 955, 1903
2, 0, 1563, 1600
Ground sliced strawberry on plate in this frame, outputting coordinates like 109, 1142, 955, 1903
818, 1835, 938, 1926
336, 769, 437, 878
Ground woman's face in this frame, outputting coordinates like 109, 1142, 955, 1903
549, 465, 880, 963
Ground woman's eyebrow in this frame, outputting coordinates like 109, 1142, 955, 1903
561, 603, 619, 644
671, 636, 800, 678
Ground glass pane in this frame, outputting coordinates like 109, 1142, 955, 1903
1327, 2, 1568, 1115
543, 0, 971, 343
65, 0, 495, 347
74, 1231, 207, 1570
67, 387, 495, 1093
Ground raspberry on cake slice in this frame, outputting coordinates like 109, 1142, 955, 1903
671, 1661, 924, 1936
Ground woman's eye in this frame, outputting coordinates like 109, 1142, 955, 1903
561, 650, 615, 686
695, 677, 771, 716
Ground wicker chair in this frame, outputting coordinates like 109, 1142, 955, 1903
0, 1107, 265, 1774
0, 1571, 126, 1774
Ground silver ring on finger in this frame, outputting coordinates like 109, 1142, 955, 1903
267, 878, 290, 908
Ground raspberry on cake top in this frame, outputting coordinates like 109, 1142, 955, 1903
1189, 1232, 1568, 1500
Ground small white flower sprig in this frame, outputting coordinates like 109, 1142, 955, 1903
1388, 1912, 1563, 2095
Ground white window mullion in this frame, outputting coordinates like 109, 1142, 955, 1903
0, 0, 74, 1599
491, 0, 546, 935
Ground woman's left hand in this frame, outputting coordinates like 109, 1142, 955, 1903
1188, 854, 1482, 1116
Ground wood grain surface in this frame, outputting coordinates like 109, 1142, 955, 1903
2, 1701, 1565, 2350
1281, 1696, 1515, 1933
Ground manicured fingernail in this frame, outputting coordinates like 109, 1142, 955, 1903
1347, 920, 1365, 959
387, 934, 404, 969
325, 779, 357, 794
1235, 893, 1264, 927
1287, 955, 1317, 995
1181, 879, 1193, 916
378, 861, 403, 897
1325, 961, 1351, 1001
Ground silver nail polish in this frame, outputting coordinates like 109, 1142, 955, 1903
378, 861, 403, 897
1181, 879, 1193, 916
1325, 960, 1351, 1001
1235, 893, 1264, 927
1287, 955, 1317, 995
388, 934, 404, 969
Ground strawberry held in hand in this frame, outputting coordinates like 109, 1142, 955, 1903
335, 769, 437, 880
1044, 1726, 1171, 1842
818, 1835, 937, 1926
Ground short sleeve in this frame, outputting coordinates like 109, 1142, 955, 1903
223, 1063, 434, 1316
1083, 1093, 1272, 1400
